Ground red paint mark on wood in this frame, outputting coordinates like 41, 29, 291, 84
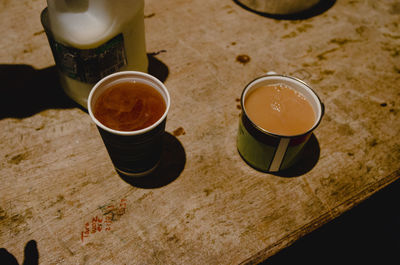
81, 198, 127, 243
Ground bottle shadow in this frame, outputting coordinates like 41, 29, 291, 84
273, 133, 321, 177
0, 64, 77, 119
233, 0, 336, 20
147, 51, 169, 83
118, 132, 186, 189
0, 53, 169, 119
0, 240, 39, 265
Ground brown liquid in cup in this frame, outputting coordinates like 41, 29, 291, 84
244, 84, 315, 136
93, 81, 166, 131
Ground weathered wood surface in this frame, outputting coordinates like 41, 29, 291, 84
1, 0, 400, 264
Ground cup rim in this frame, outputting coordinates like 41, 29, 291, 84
241, 74, 324, 138
88, 71, 170, 136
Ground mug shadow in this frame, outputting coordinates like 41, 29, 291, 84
233, 0, 336, 20
0, 53, 169, 119
0, 240, 39, 265
273, 133, 321, 177
118, 132, 186, 189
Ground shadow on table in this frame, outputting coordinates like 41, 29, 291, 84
274, 133, 321, 177
233, 0, 336, 20
0, 53, 169, 119
0, 64, 77, 119
0, 240, 39, 265
118, 132, 186, 189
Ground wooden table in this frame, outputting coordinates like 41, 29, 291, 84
1, 0, 399, 264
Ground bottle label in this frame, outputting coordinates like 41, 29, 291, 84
48, 34, 127, 84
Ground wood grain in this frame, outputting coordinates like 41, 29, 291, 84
1, 0, 399, 264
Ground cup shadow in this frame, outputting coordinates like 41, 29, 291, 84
118, 132, 186, 189
233, 0, 336, 20
0, 53, 169, 119
273, 133, 321, 177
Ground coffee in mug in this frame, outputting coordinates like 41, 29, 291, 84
244, 83, 315, 136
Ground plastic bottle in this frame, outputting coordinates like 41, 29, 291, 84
42, 0, 148, 108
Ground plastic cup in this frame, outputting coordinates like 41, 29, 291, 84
88, 71, 170, 177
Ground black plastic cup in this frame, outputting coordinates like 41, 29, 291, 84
88, 71, 170, 177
